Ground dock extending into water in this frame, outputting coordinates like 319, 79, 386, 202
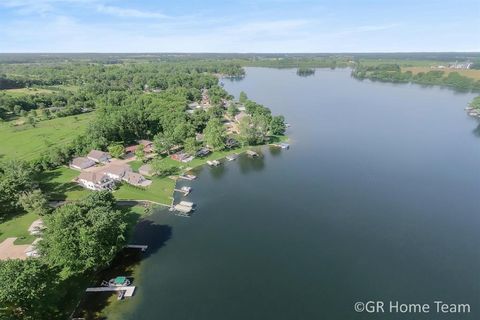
125, 244, 148, 251
85, 286, 136, 298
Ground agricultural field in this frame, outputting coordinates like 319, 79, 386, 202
0, 112, 93, 161
402, 67, 480, 81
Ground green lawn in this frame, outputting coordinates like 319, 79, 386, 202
0, 113, 93, 161
0, 211, 39, 245
38, 166, 90, 200
114, 176, 175, 205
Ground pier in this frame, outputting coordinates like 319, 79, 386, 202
125, 244, 148, 251
85, 286, 136, 298
246, 150, 259, 157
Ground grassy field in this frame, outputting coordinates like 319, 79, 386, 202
402, 67, 480, 81
38, 166, 90, 200
0, 211, 39, 245
115, 176, 176, 205
2, 85, 79, 96
0, 113, 93, 161
358, 59, 444, 67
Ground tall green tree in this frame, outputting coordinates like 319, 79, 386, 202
203, 118, 226, 151
0, 160, 37, 217
40, 191, 127, 278
239, 91, 248, 104
18, 189, 51, 216
108, 144, 125, 159
0, 259, 58, 320
270, 115, 286, 135
153, 132, 175, 155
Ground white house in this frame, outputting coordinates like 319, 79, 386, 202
87, 150, 111, 163
70, 157, 95, 170
77, 172, 115, 191
101, 164, 132, 181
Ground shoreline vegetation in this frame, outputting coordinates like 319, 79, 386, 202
0, 57, 288, 319
0, 52, 478, 319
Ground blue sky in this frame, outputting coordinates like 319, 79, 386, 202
0, 0, 479, 52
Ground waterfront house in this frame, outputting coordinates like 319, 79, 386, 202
77, 172, 115, 191
101, 164, 132, 181
171, 152, 194, 163
70, 157, 95, 170
87, 150, 111, 163
196, 147, 211, 157
123, 172, 152, 187
138, 164, 153, 176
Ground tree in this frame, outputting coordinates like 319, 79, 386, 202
227, 104, 238, 118
153, 132, 175, 155
151, 159, 178, 177
183, 137, 198, 155
0, 259, 58, 319
238, 116, 256, 146
18, 189, 51, 216
135, 145, 145, 162
27, 116, 36, 127
108, 144, 124, 159
203, 118, 226, 151
0, 160, 37, 217
270, 115, 286, 135
239, 91, 248, 103
39, 191, 127, 278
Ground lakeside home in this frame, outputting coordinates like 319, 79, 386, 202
101, 164, 133, 181
70, 157, 95, 170
87, 150, 111, 163
77, 172, 115, 191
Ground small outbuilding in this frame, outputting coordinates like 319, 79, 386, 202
70, 157, 95, 170
87, 150, 111, 163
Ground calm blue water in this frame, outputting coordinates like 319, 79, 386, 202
114, 68, 480, 320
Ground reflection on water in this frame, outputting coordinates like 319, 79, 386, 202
238, 154, 265, 174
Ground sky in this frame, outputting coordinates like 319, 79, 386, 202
0, 0, 479, 53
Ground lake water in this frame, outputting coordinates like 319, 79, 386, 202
112, 68, 480, 319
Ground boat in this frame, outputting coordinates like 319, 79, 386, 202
246, 150, 259, 157
181, 186, 192, 193
179, 174, 196, 180
226, 154, 238, 161
109, 276, 130, 287
174, 204, 194, 213
279, 143, 290, 149
207, 160, 220, 166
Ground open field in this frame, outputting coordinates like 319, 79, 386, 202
1, 85, 80, 95
402, 67, 480, 81
38, 166, 91, 200
0, 112, 93, 161
358, 59, 444, 67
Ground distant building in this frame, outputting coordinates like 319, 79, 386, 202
70, 157, 95, 170
77, 172, 115, 191
123, 172, 152, 187
87, 150, 111, 163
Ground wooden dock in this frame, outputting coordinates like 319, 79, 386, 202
125, 244, 148, 251
86, 286, 136, 298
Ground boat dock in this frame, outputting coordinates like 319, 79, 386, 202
246, 150, 259, 157
172, 200, 195, 215
179, 174, 196, 181
174, 186, 192, 196
207, 160, 221, 166
272, 142, 290, 149
124, 244, 148, 251
226, 153, 238, 161
85, 286, 136, 298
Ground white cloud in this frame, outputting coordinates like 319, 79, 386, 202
95, 4, 169, 19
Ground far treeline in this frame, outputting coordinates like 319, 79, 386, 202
351, 63, 480, 92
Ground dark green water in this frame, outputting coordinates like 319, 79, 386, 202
115, 68, 480, 319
